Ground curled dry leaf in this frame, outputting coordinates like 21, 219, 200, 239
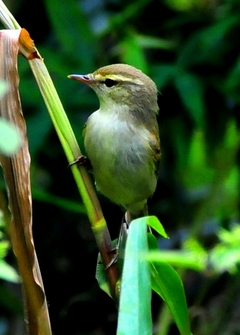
19, 28, 41, 60
0, 29, 52, 335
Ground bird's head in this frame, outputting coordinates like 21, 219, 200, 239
68, 64, 158, 115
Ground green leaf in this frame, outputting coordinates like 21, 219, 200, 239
174, 71, 205, 127
136, 34, 175, 50
177, 16, 239, 67
95, 238, 119, 298
0, 240, 9, 259
32, 188, 86, 214
43, 0, 96, 69
224, 55, 240, 99
210, 243, 240, 274
180, 130, 214, 189
152, 64, 176, 90
109, 0, 150, 28
0, 118, 23, 156
120, 33, 148, 72
146, 216, 168, 238
164, 0, 203, 11
95, 258, 111, 297
146, 250, 206, 272
117, 218, 152, 335
148, 235, 191, 335
147, 237, 207, 272
210, 225, 240, 274
0, 260, 20, 283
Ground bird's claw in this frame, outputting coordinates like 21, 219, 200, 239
105, 247, 119, 269
68, 155, 88, 168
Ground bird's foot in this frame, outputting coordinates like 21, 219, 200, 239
68, 155, 88, 168
105, 247, 119, 269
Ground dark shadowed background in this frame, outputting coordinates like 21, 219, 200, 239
1, 0, 240, 334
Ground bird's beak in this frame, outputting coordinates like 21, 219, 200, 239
67, 74, 95, 85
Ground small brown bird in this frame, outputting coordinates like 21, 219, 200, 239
68, 64, 160, 222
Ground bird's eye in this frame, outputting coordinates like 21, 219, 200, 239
104, 79, 118, 87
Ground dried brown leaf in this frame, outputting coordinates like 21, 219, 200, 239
0, 29, 52, 335
19, 28, 41, 60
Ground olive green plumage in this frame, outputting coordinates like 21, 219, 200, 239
69, 64, 160, 221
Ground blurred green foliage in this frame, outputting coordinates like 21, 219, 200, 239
0, 0, 240, 334
0, 81, 22, 156
0, 215, 19, 283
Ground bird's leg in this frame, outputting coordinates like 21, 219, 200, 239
105, 217, 129, 269
105, 203, 150, 269
125, 203, 148, 224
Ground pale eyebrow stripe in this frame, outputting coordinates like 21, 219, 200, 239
94, 73, 143, 85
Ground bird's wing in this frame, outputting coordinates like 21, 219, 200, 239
149, 133, 161, 178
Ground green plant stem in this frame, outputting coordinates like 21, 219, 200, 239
156, 304, 172, 335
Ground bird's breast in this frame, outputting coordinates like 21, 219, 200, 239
83, 110, 156, 205
84, 110, 149, 168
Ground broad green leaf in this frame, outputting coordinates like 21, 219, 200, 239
117, 218, 152, 335
147, 237, 207, 272
109, 0, 150, 28
225, 55, 240, 99
164, 0, 204, 11
146, 250, 206, 272
152, 64, 176, 90
0, 260, 20, 283
32, 188, 86, 214
180, 130, 214, 188
43, 0, 96, 69
148, 235, 191, 335
174, 71, 205, 127
136, 34, 175, 50
166, 117, 193, 169
96, 259, 111, 297
120, 33, 148, 72
177, 16, 239, 67
146, 216, 168, 238
96, 238, 119, 298
0, 240, 9, 259
224, 120, 240, 149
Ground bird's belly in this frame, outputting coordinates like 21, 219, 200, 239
84, 112, 156, 207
